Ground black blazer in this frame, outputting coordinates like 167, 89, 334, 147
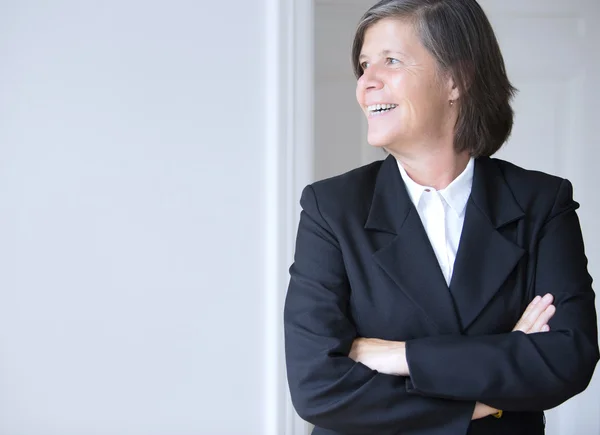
284, 155, 599, 435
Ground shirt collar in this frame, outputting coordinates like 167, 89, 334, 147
397, 157, 474, 217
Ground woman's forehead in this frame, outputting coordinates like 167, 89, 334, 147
360, 19, 422, 58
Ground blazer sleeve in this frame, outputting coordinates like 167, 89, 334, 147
284, 185, 475, 435
404, 179, 600, 411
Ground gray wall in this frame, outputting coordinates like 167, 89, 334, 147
0, 2, 266, 434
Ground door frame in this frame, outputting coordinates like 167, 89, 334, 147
264, 0, 314, 433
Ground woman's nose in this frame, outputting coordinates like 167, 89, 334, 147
358, 67, 384, 91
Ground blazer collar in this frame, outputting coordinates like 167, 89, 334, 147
397, 157, 474, 218
364, 154, 411, 235
470, 156, 525, 228
365, 154, 525, 333
365, 154, 524, 234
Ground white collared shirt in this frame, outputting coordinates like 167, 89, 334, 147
397, 158, 475, 286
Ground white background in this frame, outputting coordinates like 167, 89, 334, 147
0, 1, 280, 434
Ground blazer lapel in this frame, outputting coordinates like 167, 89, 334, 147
365, 155, 462, 335
449, 157, 525, 331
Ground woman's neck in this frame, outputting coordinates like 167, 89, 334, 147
389, 148, 471, 190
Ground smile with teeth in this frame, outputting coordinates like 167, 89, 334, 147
368, 103, 398, 115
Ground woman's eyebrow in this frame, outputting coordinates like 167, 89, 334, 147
359, 49, 405, 61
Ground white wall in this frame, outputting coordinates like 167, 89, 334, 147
0, 2, 270, 434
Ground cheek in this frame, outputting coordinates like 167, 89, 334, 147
392, 77, 442, 126
397, 98, 416, 120
356, 77, 367, 107
389, 75, 417, 113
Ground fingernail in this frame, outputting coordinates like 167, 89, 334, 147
543, 294, 553, 302
542, 325, 550, 332
532, 296, 541, 305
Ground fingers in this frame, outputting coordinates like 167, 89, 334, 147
513, 293, 555, 333
530, 304, 556, 333
516, 295, 542, 326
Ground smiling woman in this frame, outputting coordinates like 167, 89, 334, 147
352, 0, 516, 163
356, 18, 458, 159
284, 1, 599, 435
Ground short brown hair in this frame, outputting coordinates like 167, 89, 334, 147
352, 0, 517, 157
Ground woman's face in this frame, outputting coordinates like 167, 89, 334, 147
356, 18, 458, 154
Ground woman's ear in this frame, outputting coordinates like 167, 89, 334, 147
445, 62, 474, 102
447, 74, 460, 102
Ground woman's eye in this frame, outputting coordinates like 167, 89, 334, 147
360, 61, 370, 70
387, 57, 400, 65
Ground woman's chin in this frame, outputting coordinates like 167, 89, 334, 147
368, 142, 388, 150
367, 133, 400, 149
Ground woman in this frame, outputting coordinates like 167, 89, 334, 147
283, 0, 599, 434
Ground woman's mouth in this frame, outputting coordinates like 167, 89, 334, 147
367, 103, 398, 116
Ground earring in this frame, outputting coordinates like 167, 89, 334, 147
449, 100, 454, 106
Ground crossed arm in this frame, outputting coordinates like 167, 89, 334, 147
349, 294, 557, 420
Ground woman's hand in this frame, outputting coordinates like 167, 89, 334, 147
472, 402, 500, 420
473, 293, 557, 420
512, 293, 555, 333
349, 338, 408, 376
